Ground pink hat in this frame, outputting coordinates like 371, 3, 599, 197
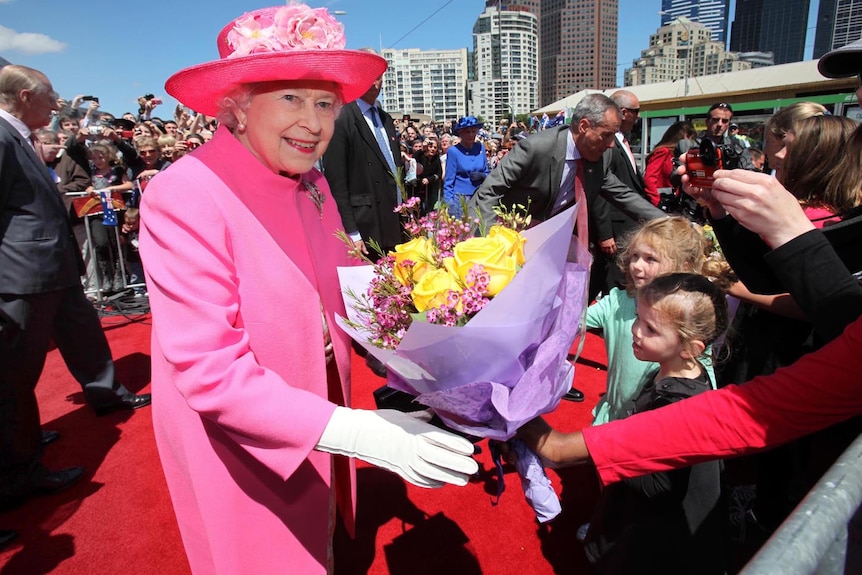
165, 4, 387, 116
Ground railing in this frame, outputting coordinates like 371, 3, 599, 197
740, 433, 862, 575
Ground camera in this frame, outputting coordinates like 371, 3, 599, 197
120, 130, 134, 139
81, 95, 99, 103
88, 125, 103, 135
685, 138, 741, 188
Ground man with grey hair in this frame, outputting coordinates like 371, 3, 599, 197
0, 65, 150, 509
471, 93, 663, 232
471, 93, 664, 402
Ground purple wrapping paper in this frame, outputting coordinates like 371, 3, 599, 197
335, 207, 591, 441
511, 438, 563, 523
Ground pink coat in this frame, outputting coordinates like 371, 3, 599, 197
140, 126, 354, 574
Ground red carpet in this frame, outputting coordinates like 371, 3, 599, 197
0, 313, 609, 574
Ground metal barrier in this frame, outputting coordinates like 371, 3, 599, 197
740, 433, 862, 575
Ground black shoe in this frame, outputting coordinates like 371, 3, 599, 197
94, 392, 152, 416
0, 530, 17, 550
33, 466, 85, 495
41, 430, 60, 446
365, 355, 387, 378
562, 387, 585, 402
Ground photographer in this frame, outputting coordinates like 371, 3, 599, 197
674, 102, 755, 169
136, 93, 162, 121
665, 103, 756, 221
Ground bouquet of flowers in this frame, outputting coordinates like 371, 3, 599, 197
336, 200, 590, 521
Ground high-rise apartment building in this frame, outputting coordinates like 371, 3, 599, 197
536, 0, 618, 107
814, 0, 862, 58
660, 0, 730, 43
380, 48, 469, 122
625, 17, 750, 87
730, 0, 810, 64
469, 3, 539, 121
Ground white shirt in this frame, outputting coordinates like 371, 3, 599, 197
615, 132, 637, 171
0, 107, 34, 146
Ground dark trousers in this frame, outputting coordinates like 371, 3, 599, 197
0, 286, 127, 498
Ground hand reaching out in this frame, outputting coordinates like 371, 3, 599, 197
710, 169, 814, 249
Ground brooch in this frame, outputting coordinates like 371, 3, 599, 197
302, 179, 325, 219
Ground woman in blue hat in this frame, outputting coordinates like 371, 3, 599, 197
443, 116, 489, 218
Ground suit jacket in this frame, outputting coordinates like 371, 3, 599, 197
324, 101, 403, 249
590, 139, 650, 242
0, 116, 83, 295
471, 125, 664, 229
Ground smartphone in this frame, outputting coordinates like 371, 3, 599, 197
152, 98, 163, 106
82, 96, 99, 103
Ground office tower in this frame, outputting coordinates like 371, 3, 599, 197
470, 3, 539, 121
814, 0, 862, 58
625, 17, 750, 87
380, 48, 470, 122
660, 0, 730, 43
536, 0, 618, 107
730, 0, 810, 64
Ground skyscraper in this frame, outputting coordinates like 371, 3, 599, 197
537, 0, 618, 107
730, 0, 810, 65
660, 0, 730, 44
380, 48, 469, 121
814, 0, 862, 58
470, 2, 539, 121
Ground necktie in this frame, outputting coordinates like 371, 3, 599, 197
573, 159, 589, 242
369, 107, 398, 178
622, 136, 637, 171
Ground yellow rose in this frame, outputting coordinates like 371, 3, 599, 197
452, 235, 520, 297
410, 267, 462, 312
390, 237, 435, 286
488, 225, 526, 266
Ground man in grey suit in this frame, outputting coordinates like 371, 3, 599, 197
472, 93, 663, 230
471, 93, 664, 402
0, 65, 150, 508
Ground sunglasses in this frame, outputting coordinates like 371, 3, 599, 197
709, 102, 734, 113
622, 107, 640, 115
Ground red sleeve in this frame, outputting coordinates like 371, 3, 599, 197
642, 148, 671, 206
583, 315, 862, 485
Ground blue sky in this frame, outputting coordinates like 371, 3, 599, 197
0, 0, 819, 118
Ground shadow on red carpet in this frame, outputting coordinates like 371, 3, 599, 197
1, 314, 609, 574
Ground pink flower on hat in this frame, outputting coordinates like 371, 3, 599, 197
273, 5, 345, 49
226, 13, 278, 57
226, 4, 345, 58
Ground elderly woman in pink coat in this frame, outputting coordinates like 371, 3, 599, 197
138, 5, 477, 574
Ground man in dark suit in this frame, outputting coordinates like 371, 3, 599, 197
324, 71, 402, 259
471, 93, 664, 401
589, 90, 651, 298
0, 65, 150, 508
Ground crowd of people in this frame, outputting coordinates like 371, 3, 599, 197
28, 95, 219, 298
3, 2, 862, 573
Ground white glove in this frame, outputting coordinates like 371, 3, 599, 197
316, 407, 479, 488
